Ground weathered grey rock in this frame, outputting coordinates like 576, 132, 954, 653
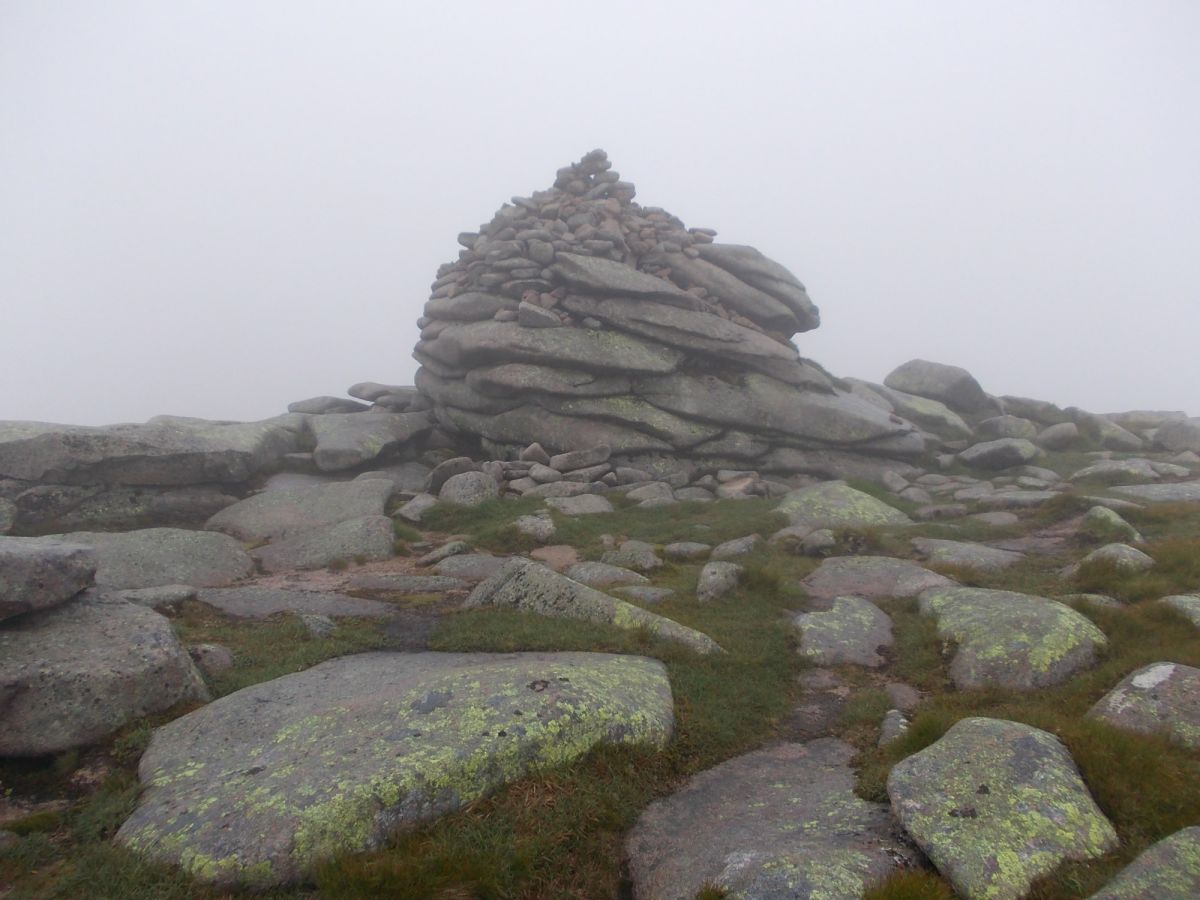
627, 739, 916, 900
1071, 458, 1160, 484
189, 642, 234, 677
565, 561, 649, 588
300, 613, 337, 638
0, 537, 96, 621
794, 597, 893, 667
117, 651, 674, 887
425, 456, 478, 493
1080, 506, 1143, 543
624, 481, 675, 505
878, 710, 909, 746
672, 486, 714, 502
467, 560, 720, 653
308, 412, 431, 472
550, 252, 698, 304
196, 586, 393, 619
524, 480, 592, 498
976, 415, 1038, 440
1090, 827, 1200, 899
287, 396, 370, 415
0, 416, 306, 486
1109, 480, 1200, 503
527, 462, 562, 484
345, 574, 467, 594
801, 529, 838, 556
513, 511, 556, 543
1161, 594, 1200, 627
1074, 542, 1155, 574
252, 517, 395, 573
710, 534, 760, 559
394, 492, 438, 523
112, 583, 197, 608
207, 480, 394, 542
1069, 409, 1145, 451
1151, 417, 1200, 453
0, 591, 209, 756
970, 510, 1021, 526
1002, 395, 1069, 425
884, 359, 989, 412
34, 528, 253, 589
696, 561, 741, 603
888, 717, 1117, 899
958, 438, 1041, 470
776, 481, 912, 530
801, 555, 952, 603
438, 471, 499, 507
663, 541, 711, 562
516, 300, 562, 328
416, 540, 471, 567
918, 586, 1107, 690
0, 497, 14, 534
9, 482, 241, 534
601, 540, 661, 572
873, 384, 973, 439
911, 537, 1024, 571
1037, 421, 1080, 450
694, 242, 821, 329
615, 586, 675, 604
432, 554, 509, 580
544, 494, 613, 516
976, 489, 1059, 509
549, 445, 611, 473
1088, 662, 1200, 748
348, 381, 413, 402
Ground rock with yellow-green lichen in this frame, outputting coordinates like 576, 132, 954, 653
467, 559, 721, 654
115, 650, 674, 888
307, 411, 432, 473
800, 555, 952, 604
1161, 594, 1200, 627
775, 481, 912, 530
626, 738, 920, 899
918, 586, 1107, 690
888, 717, 1118, 900
1089, 826, 1200, 899
793, 596, 893, 667
1087, 662, 1200, 748
911, 537, 1025, 571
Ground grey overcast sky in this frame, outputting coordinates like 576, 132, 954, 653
2, 1, 1197, 426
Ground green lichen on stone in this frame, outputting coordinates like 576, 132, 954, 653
1088, 662, 1200, 749
888, 717, 1118, 900
1091, 827, 1200, 899
793, 596, 893, 667
116, 651, 675, 887
776, 481, 911, 530
918, 586, 1107, 690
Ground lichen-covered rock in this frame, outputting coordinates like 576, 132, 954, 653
467, 559, 720, 654
601, 539, 662, 572
307, 411, 432, 472
696, 561, 741, 603
1161, 594, 1200, 628
1109, 480, 1200, 503
888, 717, 1118, 899
437, 471, 499, 507
1090, 826, 1200, 899
34, 528, 253, 589
206, 479, 394, 542
1088, 662, 1200, 748
958, 438, 1041, 471
911, 537, 1025, 571
918, 586, 1107, 690
794, 596, 893, 667
565, 561, 649, 588
116, 651, 674, 887
1080, 506, 1143, 544
544, 494, 613, 516
251, 516, 395, 573
627, 739, 918, 900
0, 591, 209, 756
801, 556, 953, 603
0, 537, 96, 621
776, 481, 912, 530
1072, 542, 1155, 576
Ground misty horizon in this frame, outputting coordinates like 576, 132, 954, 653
2, 2, 1197, 426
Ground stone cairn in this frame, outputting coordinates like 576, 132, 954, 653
412, 150, 925, 479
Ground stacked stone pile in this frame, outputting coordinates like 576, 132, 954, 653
411, 150, 926, 478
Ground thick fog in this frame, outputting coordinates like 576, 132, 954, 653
2, 1, 1197, 426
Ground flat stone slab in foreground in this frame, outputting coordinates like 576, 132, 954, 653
0, 591, 209, 756
116, 651, 673, 888
1088, 662, 1200, 748
467, 559, 722, 654
627, 738, 918, 900
918, 586, 1107, 690
888, 717, 1117, 900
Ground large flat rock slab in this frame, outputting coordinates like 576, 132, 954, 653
794, 597, 893, 667
776, 481, 912, 530
0, 415, 306, 486
250, 516, 395, 573
911, 537, 1025, 570
116, 651, 673, 887
39, 528, 254, 589
195, 586, 394, 619
0, 537, 96, 621
888, 717, 1117, 900
205, 479, 395, 542
627, 739, 918, 899
1090, 826, 1200, 899
0, 591, 209, 756
918, 586, 1107, 690
1088, 662, 1200, 748
801, 555, 952, 604
307, 411, 432, 472
468, 559, 721, 654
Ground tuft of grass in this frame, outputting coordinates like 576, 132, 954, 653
887, 600, 950, 692
863, 868, 956, 899
420, 496, 545, 553
391, 520, 423, 543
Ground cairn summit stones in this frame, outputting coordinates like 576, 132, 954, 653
413, 150, 923, 476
